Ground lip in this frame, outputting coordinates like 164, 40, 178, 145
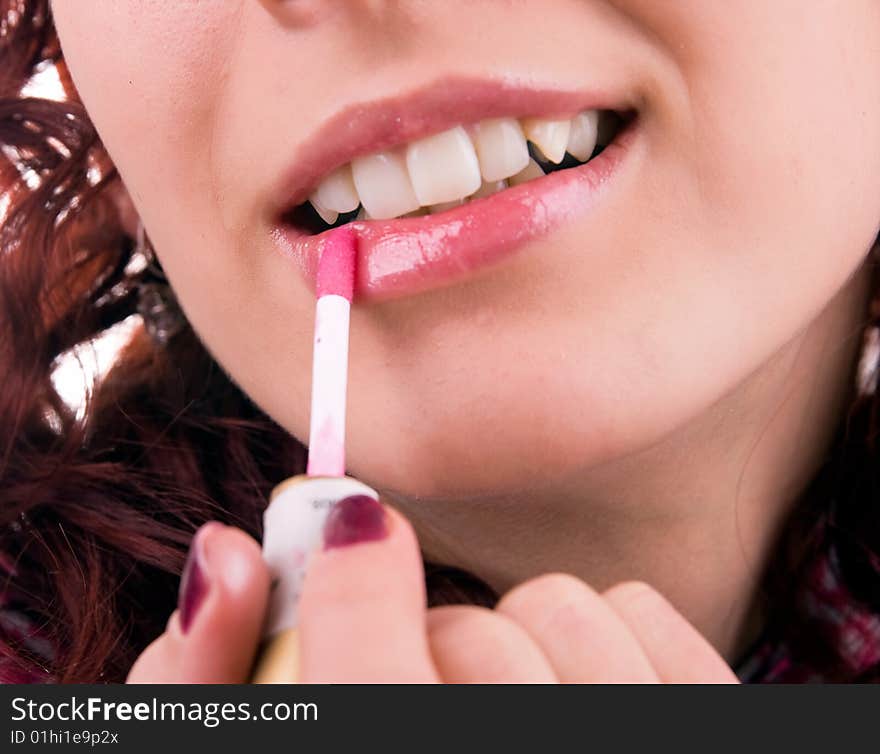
271, 75, 637, 213
270, 76, 640, 302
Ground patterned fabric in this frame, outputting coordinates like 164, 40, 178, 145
733, 511, 880, 683
0, 552, 53, 684
3, 513, 879, 683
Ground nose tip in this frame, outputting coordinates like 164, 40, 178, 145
257, 0, 394, 28
256, 0, 325, 27
257, 0, 317, 26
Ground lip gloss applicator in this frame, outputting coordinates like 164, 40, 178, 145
250, 225, 378, 684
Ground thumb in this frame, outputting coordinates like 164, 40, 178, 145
297, 496, 438, 683
128, 523, 270, 683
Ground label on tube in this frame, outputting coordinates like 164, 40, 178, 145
261, 474, 379, 637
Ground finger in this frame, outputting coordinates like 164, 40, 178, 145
496, 573, 659, 683
298, 496, 438, 683
126, 617, 183, 683
427, 605, 558, 683
127, 522, 270, 684
603, 581, 740, 684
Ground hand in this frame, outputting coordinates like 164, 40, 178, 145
127, 522, 270, 683
127, 499, 739, 683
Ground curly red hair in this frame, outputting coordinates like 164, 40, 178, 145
0, 0, 877, 682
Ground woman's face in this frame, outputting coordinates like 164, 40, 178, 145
51, 1, 880, 499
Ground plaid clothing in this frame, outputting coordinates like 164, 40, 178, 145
0, 575, 53, 683
3, 513, 880, 683
733, 514, 880, 683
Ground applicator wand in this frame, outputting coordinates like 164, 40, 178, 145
251, 226, 379, 683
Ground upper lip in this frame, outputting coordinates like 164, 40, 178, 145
271, 74, 636, 217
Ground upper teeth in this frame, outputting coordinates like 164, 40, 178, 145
521, 117, 571, 164
308, 109, 602, 222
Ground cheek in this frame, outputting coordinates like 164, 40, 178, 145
54, 4, 295, 390
623, 1, 880, 395
663, 2, 880, 278
53, 2, 240, 218
53, 4, 323, 441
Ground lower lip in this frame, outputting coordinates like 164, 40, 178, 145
273, 119, 639, 302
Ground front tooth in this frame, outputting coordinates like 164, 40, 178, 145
351, 149, 421, 220
508, 158, 546, 187
470, 179, 508, 200
312, 164, 360, 213
309, 196, 339, 225
470, 118, 530, 182
429, 198, 464, 215
521, 117, 571, 164
406, 126, 482, 206
566, 110, 599, 161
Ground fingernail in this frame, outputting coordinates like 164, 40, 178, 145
178, 522, 221, 633
323, 495, 388, 550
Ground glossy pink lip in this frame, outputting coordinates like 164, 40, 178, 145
273, 118, 638, 302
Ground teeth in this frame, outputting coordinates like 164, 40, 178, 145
351, 148, 421, 220
470, 179, 508, 200
566, 110, 599, 161
521, 117, 571, 164
429, 198, 465, 215
312, 164, 360, 214
508, 158, 546, 187
470, 118, 530, 182
405, 126, 482, 206
309, 196, 339, 225
302, 109, 612, 226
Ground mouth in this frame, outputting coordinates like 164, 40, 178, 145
271, 76, 639, 302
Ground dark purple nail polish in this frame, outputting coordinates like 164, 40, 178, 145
323, 495, 388, 550
178, 523, 218, 633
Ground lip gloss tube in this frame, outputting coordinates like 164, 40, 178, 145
250, 226, 376, 683
251, 475, 378, 683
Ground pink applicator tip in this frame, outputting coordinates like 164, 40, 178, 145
307, 225, 358, 478
315, 225, 357, 301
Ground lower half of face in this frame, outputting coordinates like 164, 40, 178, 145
53, 1, 880, 499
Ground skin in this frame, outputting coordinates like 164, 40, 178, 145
50, 1, 880, 681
